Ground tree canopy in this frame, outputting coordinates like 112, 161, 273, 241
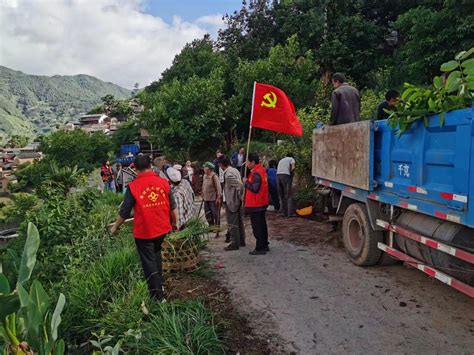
138, 0, 474, 158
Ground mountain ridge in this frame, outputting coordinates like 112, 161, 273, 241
0, 65, 131, 143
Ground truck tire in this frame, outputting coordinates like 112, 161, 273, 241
342, 203, 382, 266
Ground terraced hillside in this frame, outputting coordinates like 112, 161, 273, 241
0, 65, 130, 143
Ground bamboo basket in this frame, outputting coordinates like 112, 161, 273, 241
162, 238, 200, 272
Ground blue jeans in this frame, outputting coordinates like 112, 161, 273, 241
104, 181, 116, 192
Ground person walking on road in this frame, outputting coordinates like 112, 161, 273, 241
330, 72, 360, 125
218, 155, 245, 251
244, 153, 269, 255
277, 153, 296, 217
110, 154, 178, 301
202, 162, 222, 227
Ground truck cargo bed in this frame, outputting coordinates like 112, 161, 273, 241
313, 105, 474, 228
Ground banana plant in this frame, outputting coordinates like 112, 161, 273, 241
0, 223, 66, 355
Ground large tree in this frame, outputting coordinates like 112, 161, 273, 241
394, 1, 474, 84
40, 130, 113, 171
141, 69, 226, 159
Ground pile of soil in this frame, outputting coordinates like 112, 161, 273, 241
266, 211, 343, 248
166, 269, 273, 355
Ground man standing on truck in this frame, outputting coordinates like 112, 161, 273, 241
330, 73, 360, 125
376, 90, 400, 120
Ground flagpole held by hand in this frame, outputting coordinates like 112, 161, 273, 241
243, 81, 257, 203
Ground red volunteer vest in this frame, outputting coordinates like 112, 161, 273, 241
245, 164, 269, 208
128, 171, 172, 239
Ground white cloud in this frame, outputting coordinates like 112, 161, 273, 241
0, 0, 222, 88
196, 14, 224, 27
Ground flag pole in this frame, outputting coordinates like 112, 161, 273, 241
243, 81, 257, 180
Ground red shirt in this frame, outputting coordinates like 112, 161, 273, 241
128, 172, 172, 239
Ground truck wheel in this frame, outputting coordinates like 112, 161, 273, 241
342, 203, 382, 266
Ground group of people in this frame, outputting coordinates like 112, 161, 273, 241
108, 150, 294, 300
200, 148, 298, 255
100, 160, 137, 193
108, 71, 400, 302
204, 153, 270, 254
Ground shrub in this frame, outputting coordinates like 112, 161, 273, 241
360, 89, 385, 120
0, 193, 38, 225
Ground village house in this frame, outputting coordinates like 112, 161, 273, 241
0, 169, 17, 194
79, 114, 110, 125
0, 145, 42, 194
13, 151, 43, 166
66, 114, 119, 135
64, 120, 82, 131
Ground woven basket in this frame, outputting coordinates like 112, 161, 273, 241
162, 238, 200, 272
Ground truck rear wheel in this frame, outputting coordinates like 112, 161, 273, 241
342, 203, 382, 266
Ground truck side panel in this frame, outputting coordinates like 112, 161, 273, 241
373, 107, 473, 227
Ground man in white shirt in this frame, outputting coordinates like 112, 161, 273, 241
277, 153, 296, 217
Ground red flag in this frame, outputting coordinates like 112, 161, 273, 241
251, 82, 302, 137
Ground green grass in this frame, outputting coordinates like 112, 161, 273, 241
63, 236, 145, 341
131, 300, 224, 355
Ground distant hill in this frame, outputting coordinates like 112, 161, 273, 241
0, 65, 131, 143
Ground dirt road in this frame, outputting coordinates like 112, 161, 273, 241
207, 212, 474, 354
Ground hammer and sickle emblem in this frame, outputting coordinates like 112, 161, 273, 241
261, 91, 277, 108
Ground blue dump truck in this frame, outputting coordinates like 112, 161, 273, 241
312, 105, 474, 297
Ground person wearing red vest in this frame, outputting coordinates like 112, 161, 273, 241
110, 155, 178, 301
243, 153, 270, 255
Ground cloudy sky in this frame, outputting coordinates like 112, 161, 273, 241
0, 0, 241, 88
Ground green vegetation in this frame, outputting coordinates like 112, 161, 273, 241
11, 129, 113, 194
139, 0, 474, 161
40, 130, 113, 171
1, 183, 222, 353
0, 223, 66, 355
0, 65, 131, 143
388, 49, 474, 134
2, 2, 474, 352
87, 94, 136, 121
132, 301, 223, 354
